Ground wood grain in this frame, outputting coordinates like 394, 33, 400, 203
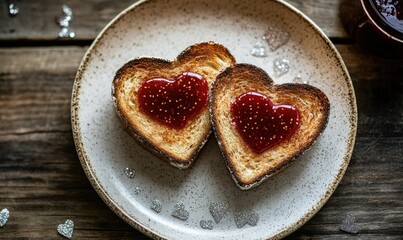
0, 0, 347, 42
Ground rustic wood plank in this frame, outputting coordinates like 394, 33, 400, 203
0, 0, 346, 42
0, 45, 402, 239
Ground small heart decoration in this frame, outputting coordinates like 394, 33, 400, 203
209, 201, 229, 223
171, 203, 189, 221
340, 213, 360, 234
234, 211, 259, 228
138, 72, 209, 129
150, 199, 162, 213
263, 26, 290, 51
57, 219, 74, 239
200, 220, 214, 230
0, 208, 10, 227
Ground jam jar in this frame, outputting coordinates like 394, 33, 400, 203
340, 0, 403, 58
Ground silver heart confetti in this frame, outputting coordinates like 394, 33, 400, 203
250, 41, 268, 57
57, 219, 74, 239
273, 58, 290, 77
0, 208, 10, 227
133, 186, 141, 195
56, 5, 75, 38
200, 220, 214, 230
340, 213, 360, 234
124, 167, 135, 178
234, 211, 259, 228
58, 27, 76, 38
8, 1, 19, 16
209, 201, 229, 223
263, 26, 290, 51
150, 199, 162, 213
171, 203, 189, 220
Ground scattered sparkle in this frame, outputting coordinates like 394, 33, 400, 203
150, 199, 162, 213
56, 5, 75, 38
0, 208, 10, 227
234, 211, 259, 228
200, 220, 214, 230
273, 58, 290, 76
209, 201, 229, 223
133, 187, 141, 195
250, 41, 268, 57
124, 167, 135, 178
8, 3, 19, 16
263, 26, 290, 51
57, 219, 74, 239
340, 213, 360, 234
171, 202, 189, 220
292, 75, 309, 84
58, 27, 76, 38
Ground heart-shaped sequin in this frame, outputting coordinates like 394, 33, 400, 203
0, 208, 10, 227
150, 199, 162, 213
234, 211, 259, 228
263, 26, 290, 51
231, 91, 300, 153
340, 213, 360, 234
209, 201, 229, 223
57, 219, 74, 239
200, 220, 214, 230
273, 58, 290, 76
171, 202, 189, 220
138, 72, 208, 129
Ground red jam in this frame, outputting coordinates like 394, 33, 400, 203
138, 72, 208, 129
230, 91, 300, 154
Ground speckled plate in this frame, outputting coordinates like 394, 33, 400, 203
71, 0, 357, 239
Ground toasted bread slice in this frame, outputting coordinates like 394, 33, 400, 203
210, 64, 330, 189
112, 42, 236, 169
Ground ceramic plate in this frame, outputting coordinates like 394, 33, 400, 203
71, 0, 357, 239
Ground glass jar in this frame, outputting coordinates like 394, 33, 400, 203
340, 0, 403, 58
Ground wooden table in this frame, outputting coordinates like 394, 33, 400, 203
1, 0, 402, 239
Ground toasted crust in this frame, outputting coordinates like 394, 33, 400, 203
210, 64, 330, 189
112, 42, 236, 169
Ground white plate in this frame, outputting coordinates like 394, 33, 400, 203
71, 0, 357, 239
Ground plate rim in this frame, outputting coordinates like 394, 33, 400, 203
71, 0, 358, 239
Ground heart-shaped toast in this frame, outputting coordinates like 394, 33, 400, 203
112, 42, 235, 169
210, 64, 330, 189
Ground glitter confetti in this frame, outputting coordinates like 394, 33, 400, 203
250, 41, 268, 57
200, 220, 214, 230
150, 199, 162, 213
263, 26, 290, 51
56, 5, 75, 38
124, 167, 135, 178
0, 208, 10, 227
292, 75, 309, 84
273, 58, 290, 77
8, 1, 19, 16
340, 213, 360, 234
133, 187, 141, 195
171, 203, 189, 220
58, 28, 76, 38
234, 211, 259, 228
57, 219, 74, 239
209, 201, 229, 223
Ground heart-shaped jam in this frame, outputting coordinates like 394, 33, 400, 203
231, 91, 300, 153
138, 72, 208, 129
